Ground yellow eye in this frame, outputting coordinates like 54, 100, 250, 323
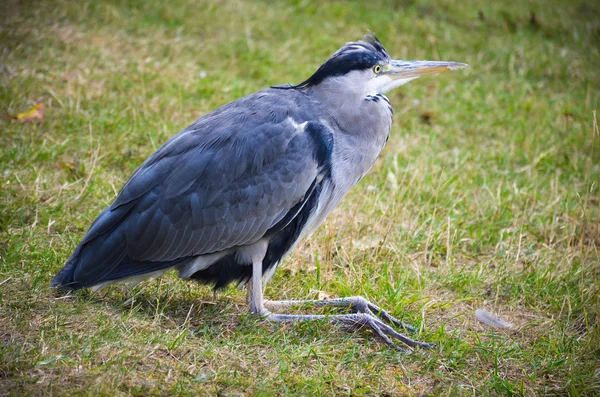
373, 65, 381, 74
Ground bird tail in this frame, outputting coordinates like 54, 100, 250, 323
51, 202, 190, 291
51, 205, 132, 290
51, 244, 84, 290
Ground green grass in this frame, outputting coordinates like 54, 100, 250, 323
1, 0, 599, 395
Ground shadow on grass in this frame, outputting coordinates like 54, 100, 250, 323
70, 283, 421, 352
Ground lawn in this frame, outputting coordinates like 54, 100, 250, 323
1, 0, 599, 395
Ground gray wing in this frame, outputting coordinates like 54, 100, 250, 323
53, 89, 333, 288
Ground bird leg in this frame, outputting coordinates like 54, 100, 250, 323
248, 259, 269, 315
245, 279, 253, 307
246, 261, 434, 350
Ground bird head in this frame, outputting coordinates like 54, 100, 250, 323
294, 34, 467, 96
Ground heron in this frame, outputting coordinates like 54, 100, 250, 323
52, 34, 466, 350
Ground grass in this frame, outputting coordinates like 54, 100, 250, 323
1, 0, 599, 395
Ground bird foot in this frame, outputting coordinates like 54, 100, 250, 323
263, 296, 435, 351
265, 296, 418, 332
264, 312, 435, 351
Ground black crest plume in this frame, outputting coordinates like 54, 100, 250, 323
277, 33, 391, 89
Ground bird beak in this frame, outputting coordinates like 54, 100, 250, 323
384, 60, 468, 79
377, 60, 468, 93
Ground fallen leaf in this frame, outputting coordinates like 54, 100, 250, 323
9, 103, 45, 123
312, 290, 333, 300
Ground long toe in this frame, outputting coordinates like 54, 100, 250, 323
364, 301, 418, 333
344, 296, 419, 333
337, 313, 435, 350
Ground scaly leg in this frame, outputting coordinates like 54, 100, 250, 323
248, 259, 269, 315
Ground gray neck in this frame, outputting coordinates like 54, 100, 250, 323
307, 76, 393, 140
305, 75, 394, 211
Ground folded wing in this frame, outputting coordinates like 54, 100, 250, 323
52, 89, 333, 289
